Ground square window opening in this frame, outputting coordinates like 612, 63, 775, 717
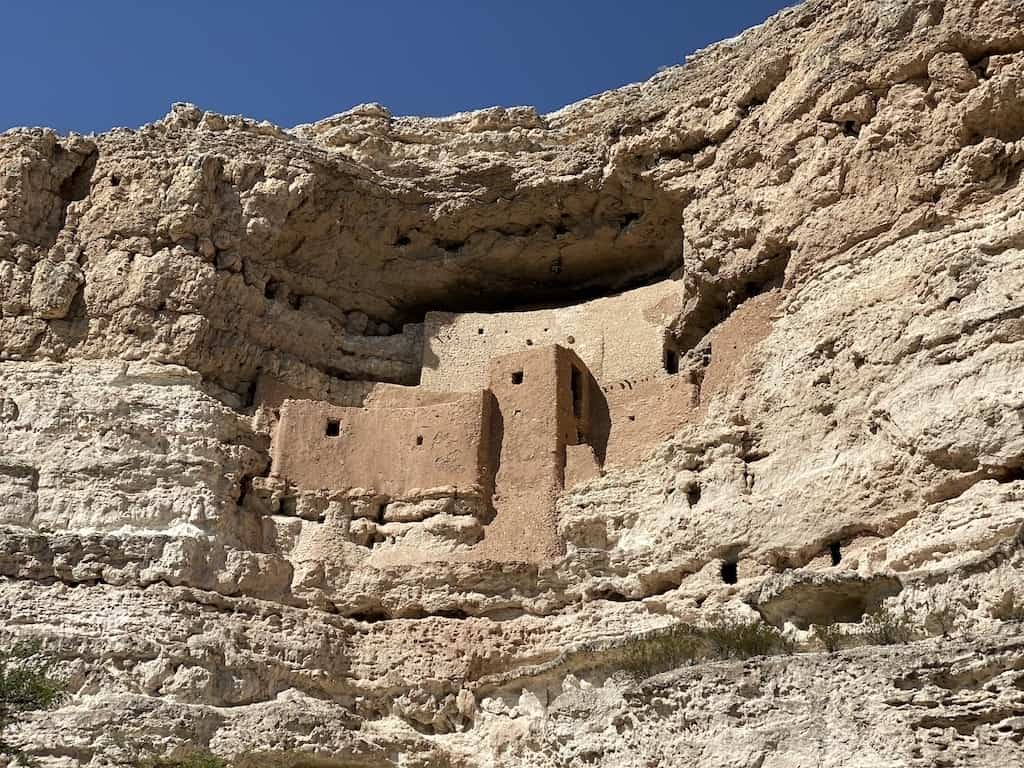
511, 370, 524, 385
325, 419, 341, 438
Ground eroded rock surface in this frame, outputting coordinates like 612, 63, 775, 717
3, 0, 1024, 765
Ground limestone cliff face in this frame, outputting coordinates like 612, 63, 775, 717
3, 0, 1024, 765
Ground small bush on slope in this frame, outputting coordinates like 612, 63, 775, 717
0, 641, 65, 765
704, 617, 794, 660
620, 624, 705, 675
812, 622, 846, 653
861, 606, 916, 646
621, 617, 792, 676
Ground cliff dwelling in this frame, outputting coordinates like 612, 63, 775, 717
266, 278, 781, 563
10, 2, 1024, 763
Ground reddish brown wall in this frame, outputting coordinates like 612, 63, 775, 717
565, 443, 602, 489
253, 372, 374, 412
568, 292, 780, 477
472, 345, 589, 562
265, 288, 781, 562
598, 375, 698, 471
263, 279, 783, 566
700, 290, 781, 405
271, 391, 492, 499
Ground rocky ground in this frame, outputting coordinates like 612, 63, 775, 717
3, 0, 1024, 765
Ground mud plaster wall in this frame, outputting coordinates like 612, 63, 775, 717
266, 291, 779, 563
470, 345, 587, 563
253, 373, 374, 413
362, 384, 468, 409
254, 376, 466, 424
271, 392, 492, 499
565, 373, 698, 489
699, 290, 782, 406
420, 279, 685, 391
600, 375, 699, 471
563, 293, 780, 487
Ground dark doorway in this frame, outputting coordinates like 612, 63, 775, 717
829, 542, 842, 566
570, 366, 584, 418
721, 561, 738, 584
664, 347, 679, 375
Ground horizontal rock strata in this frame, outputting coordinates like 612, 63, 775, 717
3, 0, 1024, 765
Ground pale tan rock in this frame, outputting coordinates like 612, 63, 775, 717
3, 0, 1024, 765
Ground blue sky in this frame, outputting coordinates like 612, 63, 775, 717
0, 1, 794, 134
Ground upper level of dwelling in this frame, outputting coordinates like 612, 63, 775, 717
262, 281, 783, 564
420, 278, 685, 391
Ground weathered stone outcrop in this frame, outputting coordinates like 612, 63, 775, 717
3, 0, 1024, 765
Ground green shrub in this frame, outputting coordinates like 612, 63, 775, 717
861, 607, 915, 646
812, 623, 845, 653
620, 624, 704, 676
703, 617, 793, 660
124, 748, 228, 768
0, 643, 226, 768
620, 617, 792, 677
0, 641, 65, 764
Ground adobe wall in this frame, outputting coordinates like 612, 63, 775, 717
569, 292, 780, 477
471, 345, 588, 563
420, 279, 684, 391
254, 374, 465, 416
599, 374, 699, 470
265, 291, 782, 562
271, 390, 493, 500
253, 371, 375, 412
567, 370, 699, 488
361, 383, 469, 409
699, 290, 782, 405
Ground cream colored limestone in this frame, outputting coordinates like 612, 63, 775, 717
3, 0, 1024, 765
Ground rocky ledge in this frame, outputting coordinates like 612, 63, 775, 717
3, 0, 1024, 765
